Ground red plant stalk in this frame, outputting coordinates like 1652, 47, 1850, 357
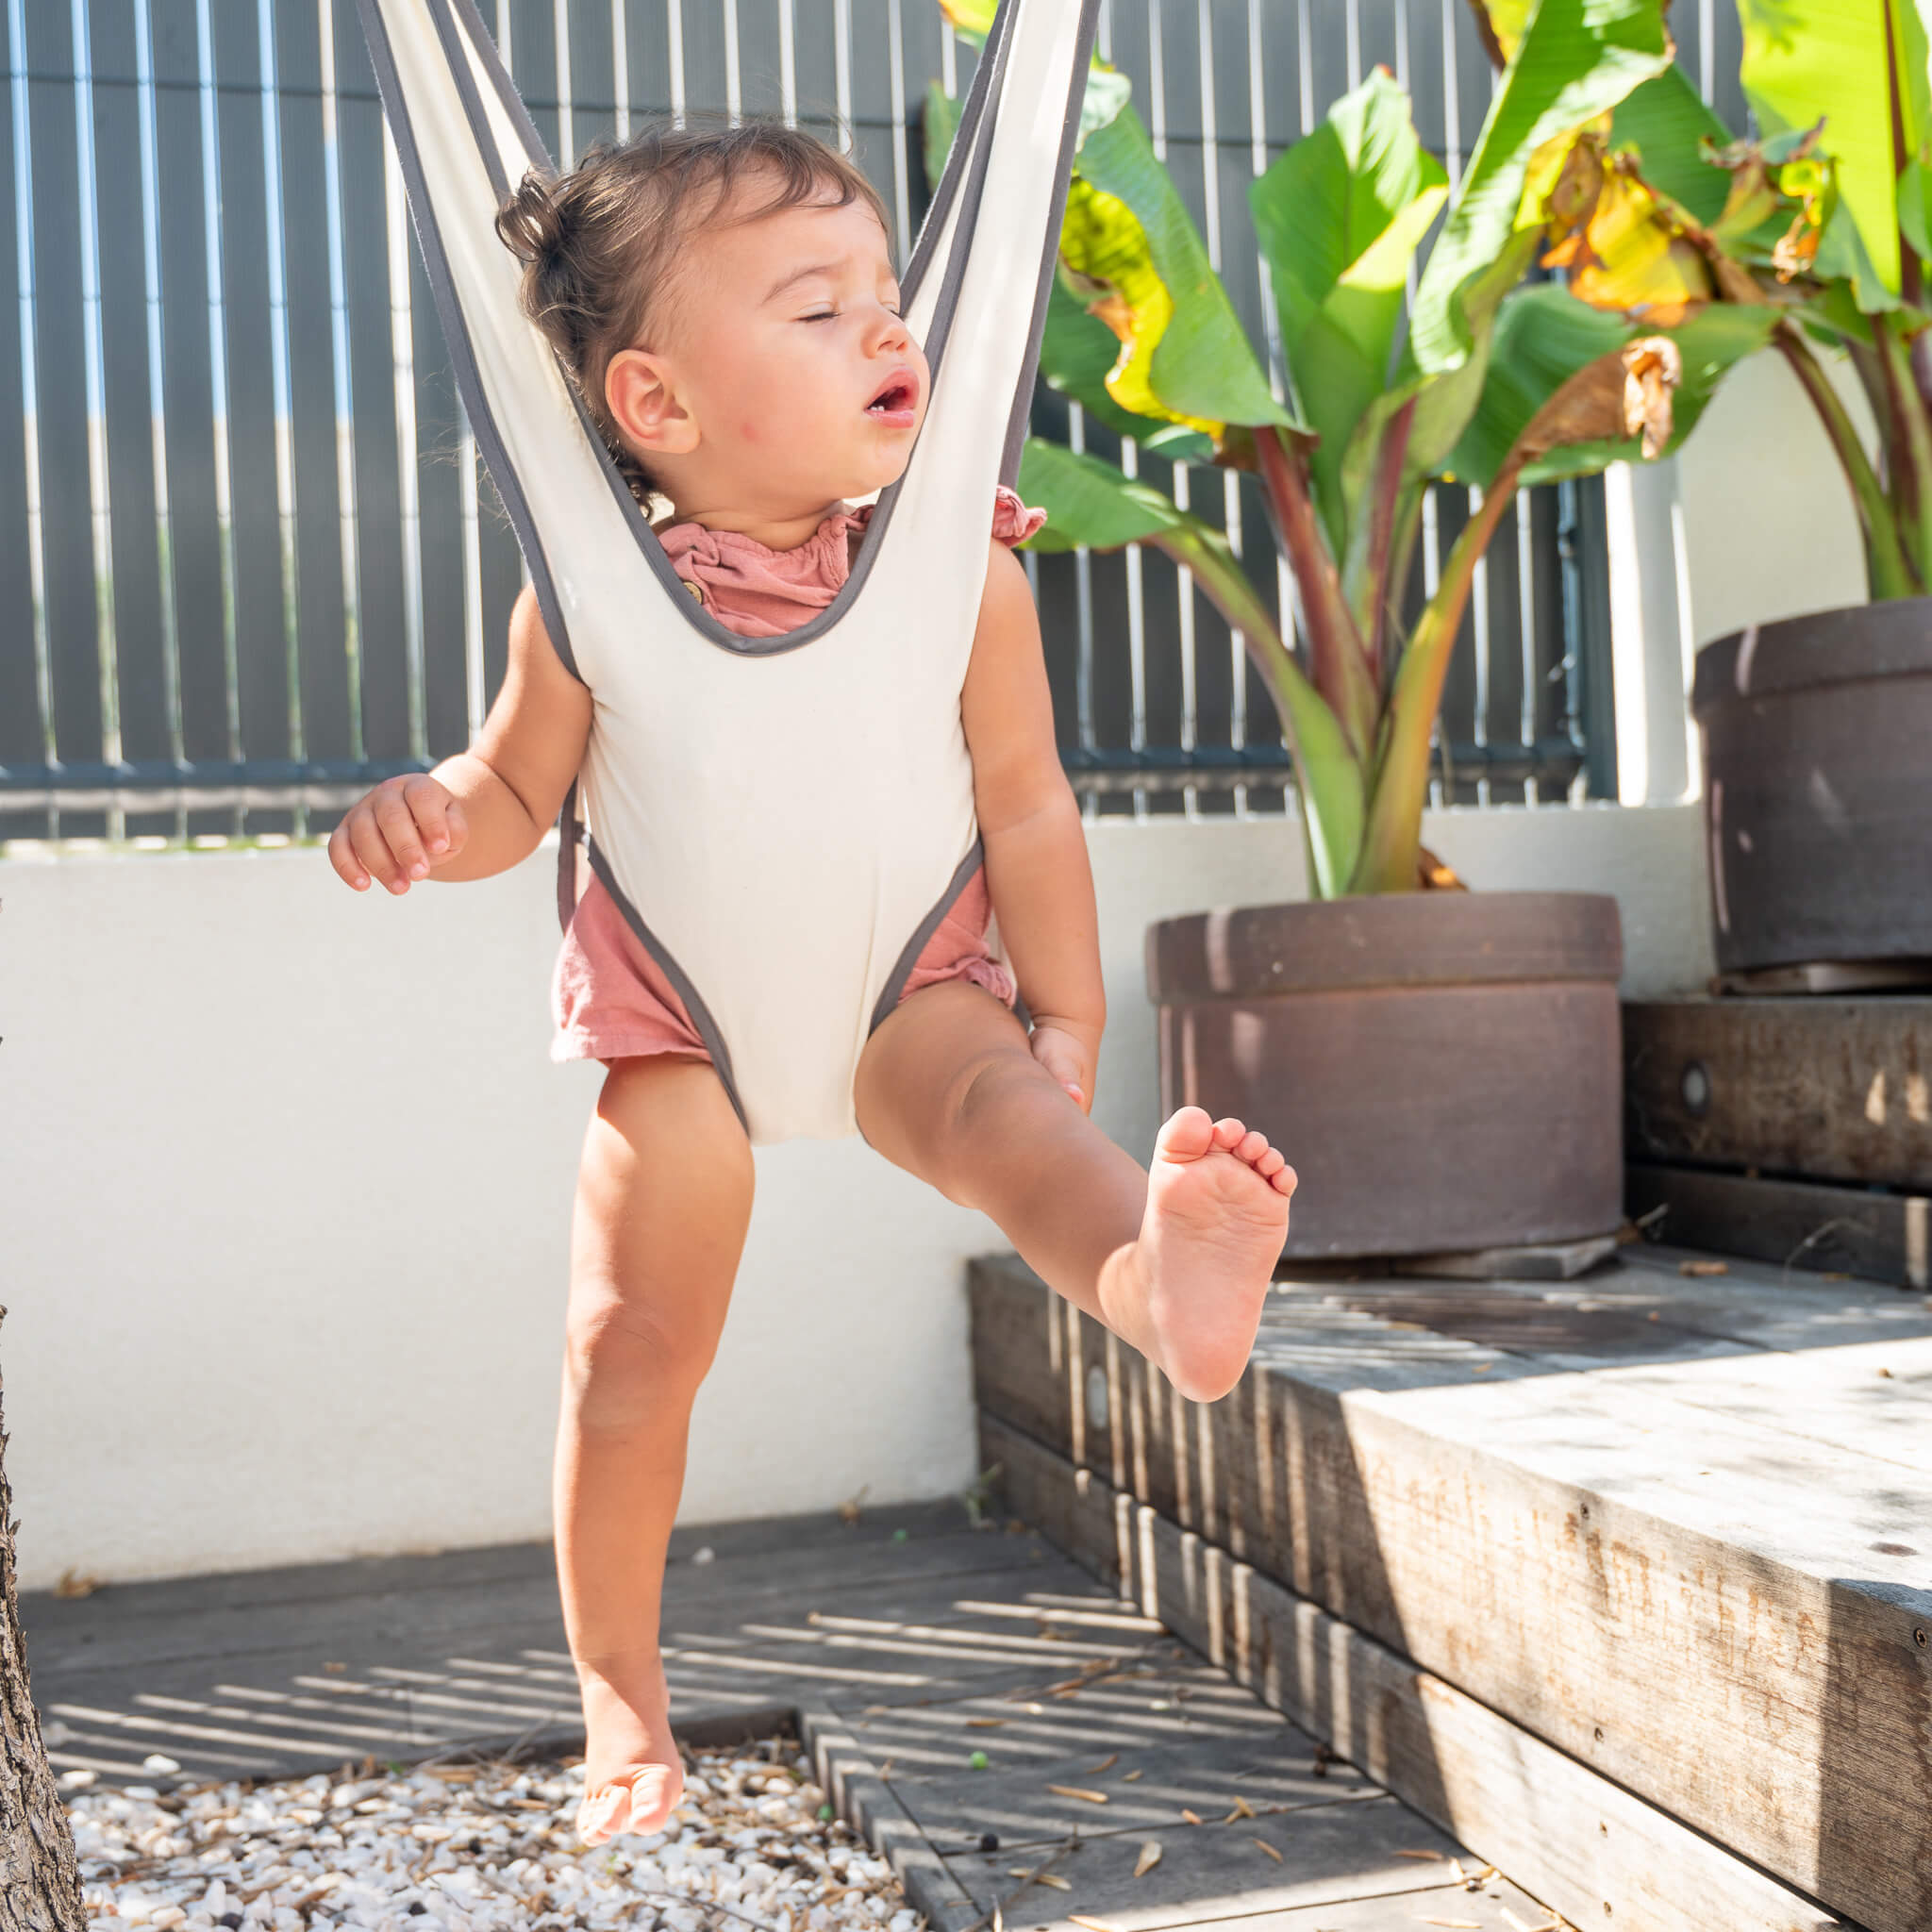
1253, 425, 1380, 759
1357, 396, 1417, 679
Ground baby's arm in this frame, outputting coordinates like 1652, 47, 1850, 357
330, 584, 591, 891
961, 541, 1106, 1111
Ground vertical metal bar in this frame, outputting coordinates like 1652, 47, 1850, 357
1439, 0, 1462, 189
1421, 485, 1442, 807
886, 0, 911, 260
940, 12, 956, 96
316, 0, 366, 765
1194, 0, 1220, 267
1097, 0, 1111, 61
723, 0, 741, 124
1698, 0, 1715, 103
833, 0, 852, 148
1517, 486, 1537, 805
1344, 0, 1361, 88
1394, 0, 1410, 86
612, 0, 630, 137
668, 0, 687, 126
1121, 437, 1147, 820
195, 0, 244, 816
257, 0, 307, 824
1069, 401, 1096, 796
1296, 0, 1313, 134
133, 0, 185, 833
779, 0, 797, 124
8, 0, 54, 789
1145, 0, 1166, 158
1469, 484, 1491, 805
383, 122, 427, 763
72, 0, 124, 833
554, 0, 575, 165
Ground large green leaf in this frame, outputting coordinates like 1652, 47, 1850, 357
1408, 0, 1675, 373
923, 78, 963, 191
1250, 71, 1449, 551
1450, 283, 1779, 487
1017, 438, 1364, 894
1608, 64, 1737, 224
1074, 106, 1297, 431
1735, 0, 1927, 306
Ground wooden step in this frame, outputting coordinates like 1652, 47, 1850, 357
968, 1250, 1932, 1932
1624, 996, 1932, 1188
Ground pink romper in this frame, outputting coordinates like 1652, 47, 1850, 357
551, 486, 1047, 1070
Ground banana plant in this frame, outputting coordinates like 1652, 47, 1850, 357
929, 0, 1771, 896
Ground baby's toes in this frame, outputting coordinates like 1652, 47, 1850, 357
1269, 1161, 1299, 1198
577, 1785, 629, 1845
1211, 1116, 1248, 1151
1256, 1146, 1286, 1180
624, 1766, 680, 1836
1233, 1128, 1272, 1168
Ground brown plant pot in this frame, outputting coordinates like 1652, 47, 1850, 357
1694, 601, 1932, 977
1147, 892, 1624, 1259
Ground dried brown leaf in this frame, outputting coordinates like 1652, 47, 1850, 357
1036, 1874, 1073, 1891
1047, 1785, 1109, 1806
1222, 1796, 1257, 1823
1085, 1755, 1119, 1774
1133, 1840, 1162, 1878
1249, 1837, 1282, 1862
1679, 1258, 1729, 1276
1180, 1809, 1204, 1826
1121, 1770, 1143, 1783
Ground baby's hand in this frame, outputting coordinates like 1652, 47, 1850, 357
1030, 1022, 1096, 1115
329, 773, 467, 894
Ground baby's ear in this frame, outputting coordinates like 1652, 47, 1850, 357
607, 348, 699, 456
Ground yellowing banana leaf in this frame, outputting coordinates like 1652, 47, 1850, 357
1539, 135, 1720, 323
1449, 283, 1778, 489
1251, 70, 1449, 551
1074, 106, 1297, 433
1735, 0, 1928, 307
1059, 175, 1225, 436
1037, 272, 1216, 460
1471, 0, 1536, 66
1409, 0, 1674, 374
1017, 438, 1363, 894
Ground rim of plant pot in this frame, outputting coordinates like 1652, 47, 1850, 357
1144, 890, 1624, 1005
1691, 596, 1932, 710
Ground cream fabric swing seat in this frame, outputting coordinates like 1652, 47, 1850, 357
356, 0, 1098, 1143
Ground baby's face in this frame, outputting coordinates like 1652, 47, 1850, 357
640, 184, 929, 512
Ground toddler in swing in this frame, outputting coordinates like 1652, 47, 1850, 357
328, 121, 1295, 1850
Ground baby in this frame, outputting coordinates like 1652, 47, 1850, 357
328, 120, 1295, 1850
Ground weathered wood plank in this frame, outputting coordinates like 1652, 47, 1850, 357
1624, 997, 1932, 1186
984, 1417, 1844, 1932
971, 1259, 1932, 1932
1627, 1162, 1931, 1289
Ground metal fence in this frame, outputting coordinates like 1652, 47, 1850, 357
0, 0, 1749, 845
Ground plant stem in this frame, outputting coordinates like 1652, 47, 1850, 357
1874, 311, 1932, 585
1777, 325, 1922, 600
1351, 476, 1519, 892
1356, 396, 1417, 683
1253, 425, 1381, 758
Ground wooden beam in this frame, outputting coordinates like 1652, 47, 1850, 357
1624, 998, 1932, 1187
1627, 1162, 1931, 1288
968, 1256, 1932, 1932
982, 1415, 1843, 1932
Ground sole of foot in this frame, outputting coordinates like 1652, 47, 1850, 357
1140, 1106, 1295, 1404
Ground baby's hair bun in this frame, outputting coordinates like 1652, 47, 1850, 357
494, 169, 567, 267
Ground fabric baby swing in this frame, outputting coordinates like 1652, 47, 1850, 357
355, 0, 1100, 1143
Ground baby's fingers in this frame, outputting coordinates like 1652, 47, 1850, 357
372, 785, 434, 888
404, 775, 465, 860
347, 808, 411, 894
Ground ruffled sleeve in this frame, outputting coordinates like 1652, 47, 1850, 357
991, 483, 1048, 547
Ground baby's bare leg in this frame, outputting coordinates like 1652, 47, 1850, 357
853, 984, 1294, 1403
556, 1054, 753, 1845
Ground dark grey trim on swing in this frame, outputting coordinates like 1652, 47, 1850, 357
867, 839, 990, 1038
585, 835, 753, 1138
356, 0, 587, 692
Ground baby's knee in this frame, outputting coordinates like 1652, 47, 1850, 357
565, 1296, 717, 1424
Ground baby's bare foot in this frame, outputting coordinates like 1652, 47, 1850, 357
575, 1651, 684, 1846
1130, 1106, 1295, 1403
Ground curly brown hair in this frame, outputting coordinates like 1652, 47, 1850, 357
494, 118, 893, 504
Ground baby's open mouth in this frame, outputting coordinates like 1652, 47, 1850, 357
866, 375, 919, 416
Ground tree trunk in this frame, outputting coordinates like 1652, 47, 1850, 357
0, 1305, 85, 1932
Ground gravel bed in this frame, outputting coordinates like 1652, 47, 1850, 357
62, 1737, 918, 1932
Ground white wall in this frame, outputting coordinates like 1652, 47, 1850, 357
4, 804, 1708, 1591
